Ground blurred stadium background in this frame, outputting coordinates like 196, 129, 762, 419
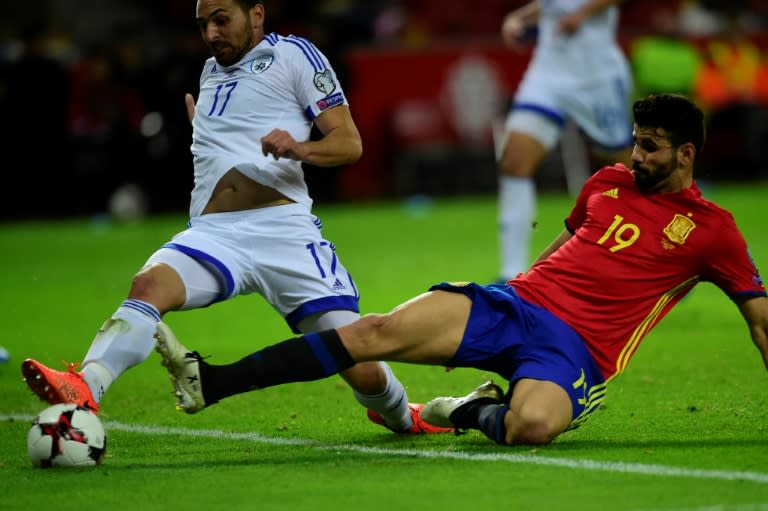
1, 0, 767, 221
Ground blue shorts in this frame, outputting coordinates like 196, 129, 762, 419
431, 282, 606, 429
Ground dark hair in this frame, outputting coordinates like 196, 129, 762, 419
632, 93, 706, 156
233, 0, 263, 12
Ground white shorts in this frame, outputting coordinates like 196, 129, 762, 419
144, 203, 359, 333
505, 50, 633, 151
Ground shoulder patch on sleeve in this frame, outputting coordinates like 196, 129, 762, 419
313, 69, 336, 95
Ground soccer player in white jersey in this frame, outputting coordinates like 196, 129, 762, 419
20, 0, 450, 434
497, 0, 634, 281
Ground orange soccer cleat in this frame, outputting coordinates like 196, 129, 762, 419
21, 359, 100, 414
367, 403, 454, 434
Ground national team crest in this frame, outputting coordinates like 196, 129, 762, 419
250, 54, 274, 74
663, 214, 696, 245
313, 70, 337, 95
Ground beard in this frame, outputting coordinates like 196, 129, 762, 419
210, 31, 253, 66
632, 157, 678, 192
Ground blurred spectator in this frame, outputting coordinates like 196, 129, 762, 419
283, 0, 390, 202
137, 28, 209, 213
0, 23, 73, 220
693, 0, 768, 179
678, 0, 730, 36
68, 44, 150, 215
312, 0, 389, 82
694, 2, 768, 108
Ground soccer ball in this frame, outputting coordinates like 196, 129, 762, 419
27, 404, 107, 468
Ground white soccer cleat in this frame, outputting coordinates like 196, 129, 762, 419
155, 322, 207, 413
420, 381, 505, 428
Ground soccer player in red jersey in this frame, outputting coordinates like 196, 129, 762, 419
157, 93, 768, 446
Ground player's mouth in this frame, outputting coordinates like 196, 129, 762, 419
211, 43, 231, 59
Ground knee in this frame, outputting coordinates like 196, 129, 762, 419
353, 314, 387, 339
347, 313, 389, 344
129, 267, 161, 299
128, 264, 184, 310
340, 313, 395, 361
127, 269, 149, 297
504, 405, 568, 445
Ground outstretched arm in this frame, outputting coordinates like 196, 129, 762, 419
737, 296, 768, 369
530, 228, 573, 266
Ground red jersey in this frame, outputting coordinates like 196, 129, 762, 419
511, 165, 766, 380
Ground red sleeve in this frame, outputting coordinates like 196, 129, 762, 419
702, 215, 767, 299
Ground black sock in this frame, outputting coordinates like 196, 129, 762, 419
200, 330, 356, 404
449, 401, 509, 445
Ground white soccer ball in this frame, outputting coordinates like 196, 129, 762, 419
27, 404, 107, 468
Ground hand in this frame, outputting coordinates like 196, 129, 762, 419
185, 93, 196, 124
261, 129, 307, 161
501, 13, 531, 51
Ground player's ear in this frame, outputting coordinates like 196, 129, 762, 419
678, 142, 696, 168
250, 3, 265, 31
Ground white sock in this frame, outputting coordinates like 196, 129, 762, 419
353, 363, 412, 430
81, 299, 161, 402
499, 175, 536, 280
81, 362, 113, 404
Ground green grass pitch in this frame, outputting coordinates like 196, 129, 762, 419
1, 182, 767, 510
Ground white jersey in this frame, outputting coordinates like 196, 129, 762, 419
537, 0, 620, 54
508, 0, 633, 149
189, 33, 348, 218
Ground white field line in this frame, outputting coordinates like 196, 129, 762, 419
4, 413, 768, 484
631, 506, 768, 511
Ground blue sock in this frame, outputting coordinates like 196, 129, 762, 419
478, 405, 509, 445
449, 400, 509, 445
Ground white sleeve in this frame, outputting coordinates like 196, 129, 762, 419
282, 36, 348, 121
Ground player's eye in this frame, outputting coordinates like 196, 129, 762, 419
634, 140, 657, 152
